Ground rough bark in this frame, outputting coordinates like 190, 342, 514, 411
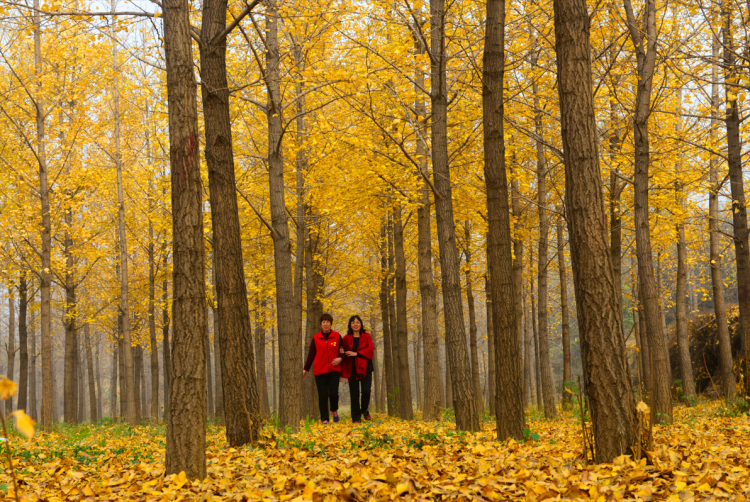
29, 300, 37, 421
134, 345, 142, 421
18, 274, 28, 412
387, 210, 400, 406
393, 203, 414, 419
7, 289, 16, 412
433, 0, 479, 432
623, 0, 673, 423
272, 331, 277, 413
293, 45, 307, 362
525, 288, 537, 406
485, 275, 496, 415
163, 0, 207, 478
483, 0, 523, 438
34, 0, 54, 429
553, 0, 638, 459
212, 292, 224, 422
557, 212, 573, 408
709, 19, 735, 399
263, 0, 300, 431
532, 289, 543, 408
254, 301, 270, 419
722, 4, 750, 398
200, 0, 262, 442
110, 341, 118, 418
162, 266, 170, 419
414, 70, 442, 420
510, 176, 526, 410
463, 223, 482, 414
206, 313, 214, 419
147, 135, 160, 420
379, 218, 396, 416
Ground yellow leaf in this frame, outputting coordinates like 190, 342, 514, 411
11, 410, 36, 438
636, 401, 649, 413
0, 377, 18, 400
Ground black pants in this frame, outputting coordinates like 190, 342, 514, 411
314, 372, 340, 422
348, 370, 372, 422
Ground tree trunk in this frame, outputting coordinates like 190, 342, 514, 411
29, 300, 37, 421
722, 5, 750, 397
534, 110, 556, 419
524, 291, 536, 407
162, 271, 170, 419
674, 89, 696, 402
303, 214, 324, 420
415, 326, 423, 411
553, 0, 638, 459
213, 295, 224, 422
532, 289, 543, 408
199, 0, 262, 442
111, 340, 118, 418
379, 218, 396, 416
272, 331, 277, 413
18, 275, 28, 412
63, 276, 77, 424
387, 210, 400, 408
95, 335, 103, 421
393, 203, 414, 419
85, 325, 98, 423
255, 302, 270, 419
623, 0, 672, 423
557, 211, 573, 408
510, 174, 525, 409
293, 46, 307, 364
110, 0, 136, 425
34, 0, 53, 428
709, 17, 735, 399
463, 223, 482, 414
148, 159, 160, 420
206, 308, 214, 420
431, 0, 479, 432
79, 340, 86, 421
134, 345, 143, 421
485, 275, 496, 415
263, 0, 299, 431
163, 0, 207, 478
7, 289, 16, 412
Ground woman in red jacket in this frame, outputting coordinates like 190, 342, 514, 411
341, 315, 374, 423
302, 313, 344, 424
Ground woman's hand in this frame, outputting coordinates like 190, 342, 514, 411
302, 369, 308, 380
331, 357, 342, 366
345, 351, 357, 357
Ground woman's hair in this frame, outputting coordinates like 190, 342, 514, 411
319, 313, 333, 324
347, 315, 365, 335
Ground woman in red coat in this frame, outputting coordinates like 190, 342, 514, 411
303, 313, 344, 423
341, 315, 374, 423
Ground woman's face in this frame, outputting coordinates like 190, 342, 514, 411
321, 320, 332, 332
351, 318, 362, 331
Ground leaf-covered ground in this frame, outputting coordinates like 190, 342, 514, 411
2, 402, 750, 501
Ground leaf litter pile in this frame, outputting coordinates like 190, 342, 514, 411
2, 403, 750, 501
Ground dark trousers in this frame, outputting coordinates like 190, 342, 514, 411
314, 372, 340, 422
348, 370, 372, 422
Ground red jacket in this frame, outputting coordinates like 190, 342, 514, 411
311, 331, 343, 375
341, 332, 374, 380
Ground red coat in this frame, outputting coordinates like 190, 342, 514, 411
312, 331, 343, 375
341, 332, 374, 380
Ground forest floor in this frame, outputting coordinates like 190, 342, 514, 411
1, 401, 749, 501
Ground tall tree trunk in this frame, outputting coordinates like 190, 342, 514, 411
532, 288, 543, 408
29, 299, 37, 421
393, 203, 414, 419
379, 218, 396, 416
119, 329, 127, 417
624, 0, 672, 423
484, 275, 496, 415
674, 89, 696, 402
255, 301, 270, 419
263, 0, 300, 431
199, 0, 262, 443
111, 339, 118, 418
293, 45, 307, 361
432, 0, 479, 432
34, 0, 54, 429
18, 274, 28, 412
134, 345, 143, 421
484, 0, 523, 438
415, 326, 423, 411
524, 289, 536, 407
722, 4, 750, 397
147, 123, 160, 420
163, 0, 207, 478
212, 289, 224, 422
78, 340, 86, 421
206, 312, 214, 420
553, 0, 638, 459
303, 215, 324, 420
272, 331, 277, 413
463, 223, 482, 414
557, 211, 573, 408
111, 0, 136, 425
387, 210, 400, 409
709, 16, 735, 398
85, 325, 97, 423
162, 273, 170, 419
7, 288, 16, 412
95, 335, 103, 421
63, 274, 77, 423
534, 105, 556, 419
